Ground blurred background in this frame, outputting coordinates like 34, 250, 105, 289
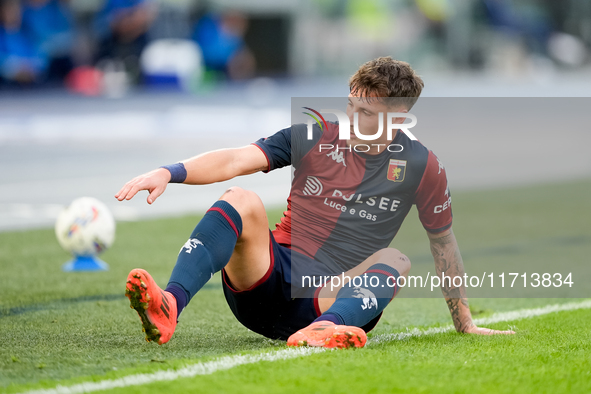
1, 0, 591, 231
1, 0, 591, 89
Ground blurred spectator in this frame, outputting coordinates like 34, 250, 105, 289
93, 0, 156, 80
192, 10, 255, 80
0, 0, 48, 85
483, 0, 552, 55
21, 0, 74, 82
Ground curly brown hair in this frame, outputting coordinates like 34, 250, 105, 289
349, 57, 424, 110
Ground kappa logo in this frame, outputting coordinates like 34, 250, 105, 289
303, 176, 323, 196
352, 287, 378, 310
436, 157, 445, 175
387, 159, 407, 182
326, 147, 346, 167
180, 238, 203, 254
434, 186, 452, 214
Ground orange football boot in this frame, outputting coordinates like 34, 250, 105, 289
125, 268, 177, 345
287, 321, 367, 349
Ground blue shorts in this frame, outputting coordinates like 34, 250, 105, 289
222, 231, 381, 340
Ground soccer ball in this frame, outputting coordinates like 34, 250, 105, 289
55, 197, 116, 257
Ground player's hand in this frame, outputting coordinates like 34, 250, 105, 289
115, 168, 171, 204
462, 325, 515, 335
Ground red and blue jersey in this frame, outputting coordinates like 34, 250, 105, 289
254, 122, 452, 272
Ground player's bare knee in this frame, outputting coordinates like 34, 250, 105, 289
219, 186, 265, 223
375, 248, 411, 276
220, 186, 256, 209
220, 186, 247, 200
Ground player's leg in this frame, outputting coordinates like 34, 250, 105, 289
219, 187, 271, 291
126, 186, 270, 344
165, 186, 270, 303
287, 248, 410, 348
316, 248, 411, 314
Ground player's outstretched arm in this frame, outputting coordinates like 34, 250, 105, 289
427, 228, 515, 335
115, 145, 268, 204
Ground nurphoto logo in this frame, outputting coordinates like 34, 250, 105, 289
302, 107, 418, 142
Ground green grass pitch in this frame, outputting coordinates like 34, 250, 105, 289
1, 179, 590, 393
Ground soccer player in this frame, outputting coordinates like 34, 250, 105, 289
116, 57, 514, 348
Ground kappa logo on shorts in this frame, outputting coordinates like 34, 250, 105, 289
303, 176, 323, 196
352, 287, 378, 310
387, 159, 407, 182
179, 238, 203, 254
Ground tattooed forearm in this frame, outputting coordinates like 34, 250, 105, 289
430, 240, 466, 298
429, 232, 455, 246
428, 229, 474, 332
445, 297, 473, 332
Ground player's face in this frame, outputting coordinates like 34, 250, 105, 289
346, 93, 405, 150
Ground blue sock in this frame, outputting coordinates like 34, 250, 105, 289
314, 264, 400, 327
165, 200, 242, 319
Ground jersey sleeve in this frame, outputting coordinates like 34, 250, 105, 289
253, 127, 291, 172
252, 123, 321, 172
414, 151, 453, 233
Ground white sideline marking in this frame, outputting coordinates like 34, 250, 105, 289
21, 347, 326, 394
369, 299, 591, 344
20, 300, 591, 394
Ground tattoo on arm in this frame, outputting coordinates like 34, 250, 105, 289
445, 297, 472, 332
430, 234, 465, 298
430, 230, 473, 332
